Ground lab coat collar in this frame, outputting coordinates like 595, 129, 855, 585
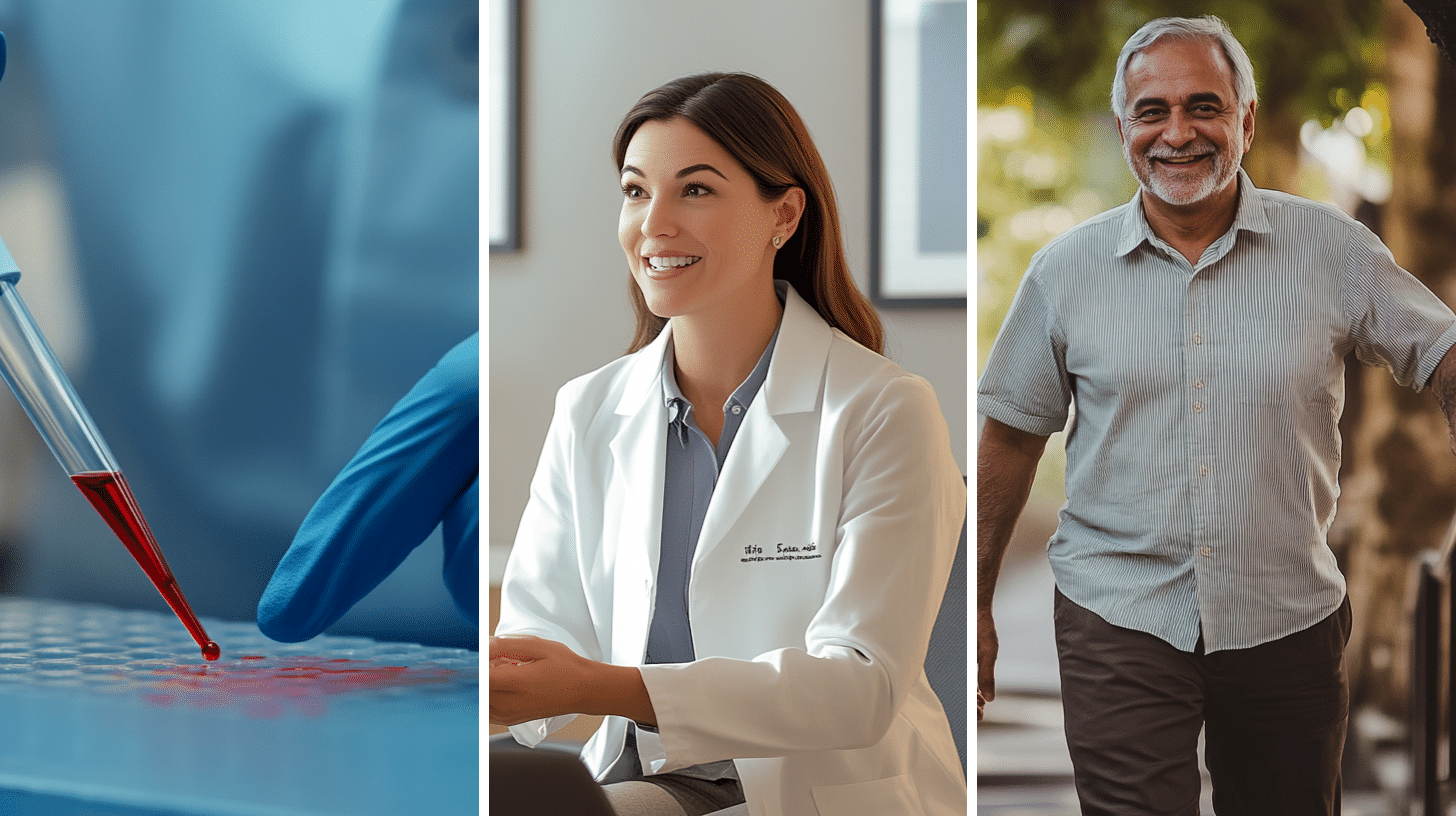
761, 280, 833, 416
617, 331, 669, 417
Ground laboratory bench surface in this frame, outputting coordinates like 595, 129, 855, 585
0, 597, 478, 816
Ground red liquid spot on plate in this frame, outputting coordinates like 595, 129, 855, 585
134, 657, 466, 718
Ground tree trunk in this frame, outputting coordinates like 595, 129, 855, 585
1335, 0, 1456, 717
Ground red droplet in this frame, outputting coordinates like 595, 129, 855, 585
202, 641, 221, 661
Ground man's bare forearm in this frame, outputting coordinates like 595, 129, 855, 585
1433, 344, 1456, 456
977, 417, 1050, 612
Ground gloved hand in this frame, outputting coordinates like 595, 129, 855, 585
257, 333, 478, 642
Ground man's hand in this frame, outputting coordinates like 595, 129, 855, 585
488, 635, 657, 727
977, 610, 998, 721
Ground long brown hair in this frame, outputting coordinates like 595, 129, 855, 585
613, 72, 883, 354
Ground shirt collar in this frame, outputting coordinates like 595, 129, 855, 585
1114, 168, 1272, 258
660, 308, 783, 422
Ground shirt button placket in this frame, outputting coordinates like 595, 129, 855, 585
1186, 279, 1213, 575
1190, 335, 1205, 416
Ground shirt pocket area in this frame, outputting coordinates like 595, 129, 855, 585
1227, 317, 1337, 408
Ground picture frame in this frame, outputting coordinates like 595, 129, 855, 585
489, 0, 521, 252
868, 0, 968, 306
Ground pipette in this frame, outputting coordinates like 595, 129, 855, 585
0, 242, 220, 661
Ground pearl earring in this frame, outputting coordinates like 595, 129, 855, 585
772, 235, 783, 248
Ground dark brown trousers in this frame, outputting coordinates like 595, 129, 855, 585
1053, 588, 1351, 816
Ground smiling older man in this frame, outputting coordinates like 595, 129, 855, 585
977, 15, 1456, 816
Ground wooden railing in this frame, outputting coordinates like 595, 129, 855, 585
1411, 517, 1456, 814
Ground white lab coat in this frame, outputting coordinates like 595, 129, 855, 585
497, 286, 966, 816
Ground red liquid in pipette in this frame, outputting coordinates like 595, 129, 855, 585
71, 471, 220, 661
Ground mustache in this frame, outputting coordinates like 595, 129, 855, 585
1145, 141, 1219, 160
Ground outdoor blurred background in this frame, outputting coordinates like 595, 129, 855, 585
978, 0, 1456, 808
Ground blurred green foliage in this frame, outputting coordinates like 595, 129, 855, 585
977, 0, 1381, 122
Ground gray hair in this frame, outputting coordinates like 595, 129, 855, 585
1110, 16, 1258, 118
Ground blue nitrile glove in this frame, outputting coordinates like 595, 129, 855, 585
257, 333, 479, 642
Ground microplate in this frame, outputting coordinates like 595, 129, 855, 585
0, 597, 478, 816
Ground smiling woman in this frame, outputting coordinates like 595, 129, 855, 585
491, 72, 966, 816
617, 117, 795, 380
612, 73, 883, 357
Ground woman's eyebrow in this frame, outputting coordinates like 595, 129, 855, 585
675, 163, 729, 181
619, 163, 730, 181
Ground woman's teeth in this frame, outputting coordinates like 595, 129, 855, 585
648, 256, 701, 271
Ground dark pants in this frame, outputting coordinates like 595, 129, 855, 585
1053, 589, 1351, 816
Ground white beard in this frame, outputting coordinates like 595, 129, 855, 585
1125, 138, 1240, 207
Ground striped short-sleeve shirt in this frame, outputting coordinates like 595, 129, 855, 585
978, 170, 1456, 652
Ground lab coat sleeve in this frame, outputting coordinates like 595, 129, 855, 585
495, 382, 610, 747
639, 373, 964, 768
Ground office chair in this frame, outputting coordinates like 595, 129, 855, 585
489, 736, 615, 816
924, 497, 969, 770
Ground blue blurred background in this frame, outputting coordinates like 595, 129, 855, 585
0, 0, 478, 649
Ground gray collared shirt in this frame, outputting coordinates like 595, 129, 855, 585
647, 323, 779, 664
979, 171, 1456, 652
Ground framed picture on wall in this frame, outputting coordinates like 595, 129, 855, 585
869, 0, 968, 306
490, 0, 520, 251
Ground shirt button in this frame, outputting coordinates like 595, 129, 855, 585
1194, 379, 1204, 389
1200, 465, 1208, 475
730, 405, 742, 415
1194, 401, 1204, 413
1193, 334, 1203, 345
1200, 547, 1212, 557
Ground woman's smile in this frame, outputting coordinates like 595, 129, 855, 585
644, 255, 703, 277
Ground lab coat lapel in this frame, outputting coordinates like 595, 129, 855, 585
607, 328, 671, 665
694, 287, 832, 571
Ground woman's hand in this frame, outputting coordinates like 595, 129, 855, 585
489, 635, 593, 725
489, 635, 657, 727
